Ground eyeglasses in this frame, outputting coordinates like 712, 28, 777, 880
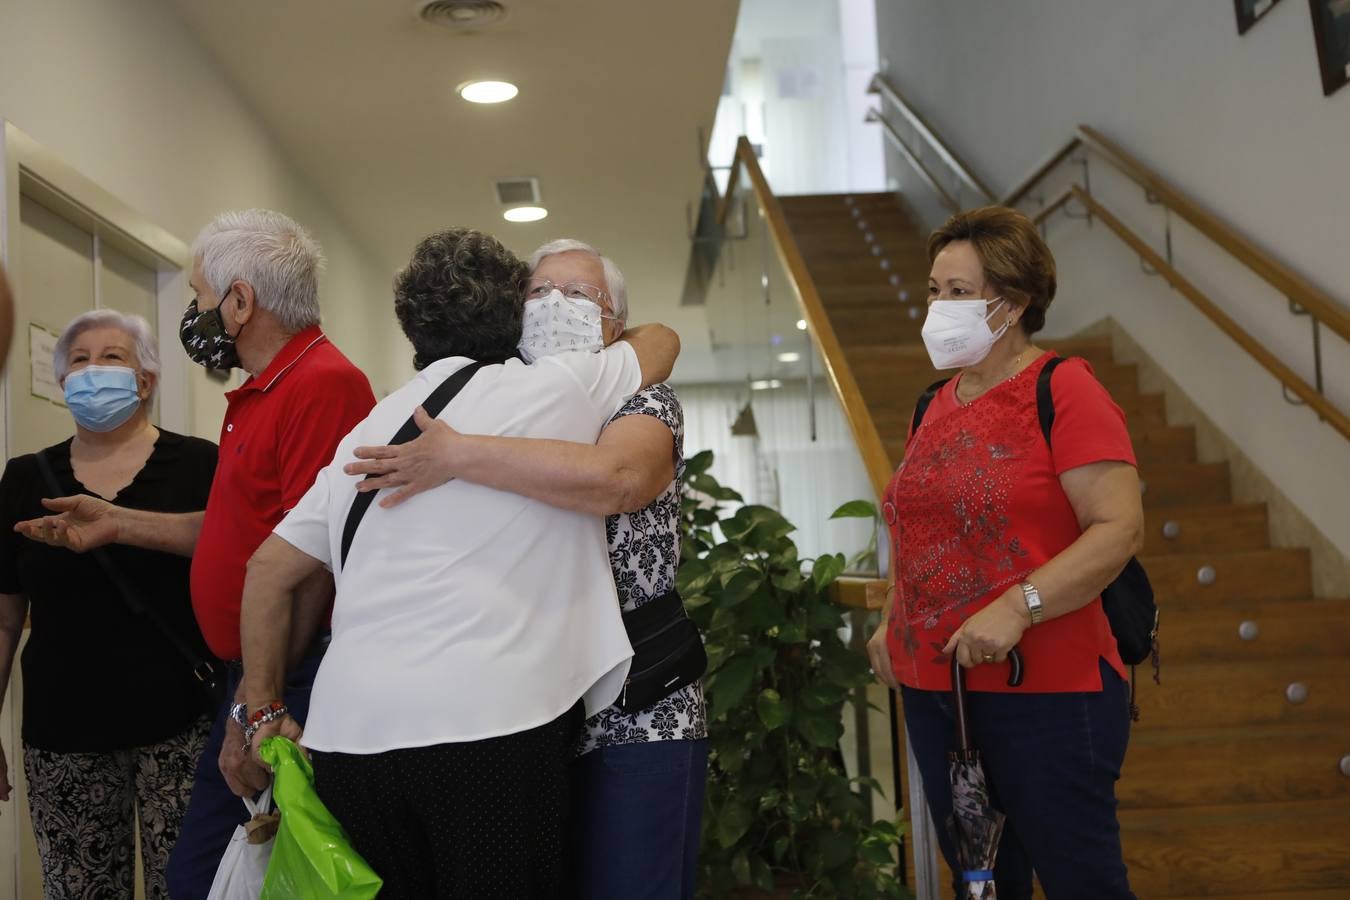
525, 279, 620, 321
526, 278, 616, 314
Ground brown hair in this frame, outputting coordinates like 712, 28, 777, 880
927, 206, 1057, 335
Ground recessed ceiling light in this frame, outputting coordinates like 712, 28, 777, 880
750, 379, 783, 391
458, 80, 519, 104
777, 352, 801, 363
795, 319, 807, 331
503, 206, 547, 223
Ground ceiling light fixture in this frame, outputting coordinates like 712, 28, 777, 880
795, 319, 807, 331
777, 352, 801, 363
750, 379, 783, 391
503, 206, 548, 223
458, 80, 519, 104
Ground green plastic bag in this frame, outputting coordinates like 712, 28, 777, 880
258, 737, 383, 900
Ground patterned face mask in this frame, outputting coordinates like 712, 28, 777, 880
516, 290, 606, 363
179, 296, 243, 371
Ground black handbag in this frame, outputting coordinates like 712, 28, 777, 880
33, 450, 226, 714
617, 589, 708, 714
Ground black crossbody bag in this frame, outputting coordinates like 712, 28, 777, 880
33, 450, 226, 714
617, 589, 707, 714
339, 360, 706, 714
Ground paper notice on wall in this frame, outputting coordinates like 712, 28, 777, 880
29, 323, 63, 406
776, 66, 821, 99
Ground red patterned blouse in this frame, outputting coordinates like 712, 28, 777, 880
883, 351, 1134, 693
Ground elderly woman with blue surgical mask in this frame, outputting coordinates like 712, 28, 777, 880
344, 239, 708, 900
0, 310, 218, 900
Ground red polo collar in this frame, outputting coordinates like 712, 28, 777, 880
229, 326, 328, 396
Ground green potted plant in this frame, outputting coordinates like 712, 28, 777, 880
679, 451, 911, 899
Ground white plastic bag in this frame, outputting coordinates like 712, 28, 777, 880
205, 787, 275, 900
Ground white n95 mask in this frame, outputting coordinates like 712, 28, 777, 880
517, 290, 606, 363
920, 297, 1009, 370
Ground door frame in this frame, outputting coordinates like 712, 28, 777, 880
0, 121, 193, 457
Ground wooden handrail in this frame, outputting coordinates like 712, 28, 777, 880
1066, 186, 1350, 442
1032, 187, 1076, 226
716, 137, 895, 498
1075, 126, 1350, 346
869, 73, 996, 203
866, 109, 958, 213
1003, 137, 1082, 207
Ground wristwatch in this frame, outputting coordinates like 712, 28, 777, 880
228, 702, 250, 730
1020, 581, 1044, 625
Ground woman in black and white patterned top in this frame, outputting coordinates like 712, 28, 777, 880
342, 240, 708, 900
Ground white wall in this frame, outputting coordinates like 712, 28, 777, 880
874, 0, 1350, 558
0, 0, 406, 424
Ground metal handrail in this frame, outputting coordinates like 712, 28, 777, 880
715, 136, 894, 498
1040, 187, 1350, 442
868, 73, 995, 203
865, 108, 959, 213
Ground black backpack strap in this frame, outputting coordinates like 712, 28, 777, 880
1036, 355, 1067, 445
339, 360, 487, 569
910, 378, 953, 437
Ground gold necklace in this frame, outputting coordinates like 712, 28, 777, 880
959, 347, 1028, 405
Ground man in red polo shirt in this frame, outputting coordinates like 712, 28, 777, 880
16, 209, 375, 898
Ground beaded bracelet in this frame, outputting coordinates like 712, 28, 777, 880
242, 701, 289, 751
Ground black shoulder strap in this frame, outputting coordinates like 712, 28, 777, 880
1036, 355, 1068, 445
33, 450, 218, 684
910, 378, 953, 436
339, 360, 487, 569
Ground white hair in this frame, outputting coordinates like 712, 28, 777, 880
528, 239, 628, 324
53, 309, 160, 385
192, 209, 324, 332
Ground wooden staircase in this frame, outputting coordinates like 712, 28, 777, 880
780, 192, 1350, 899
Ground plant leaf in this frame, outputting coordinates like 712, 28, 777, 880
719, 801, 755, 850
709, 657, 756, 721
684, 449, 715, 478
812, 552, 847, 592
830, 499, 878, 520
756, 688, 790, 730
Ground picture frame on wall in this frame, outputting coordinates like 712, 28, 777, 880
1310, 0, 1350, 95
1235, 0, 1284, 33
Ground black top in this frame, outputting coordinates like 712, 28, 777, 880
0, 430, 219, 752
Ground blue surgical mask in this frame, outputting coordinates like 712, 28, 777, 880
63, 365, 142, 432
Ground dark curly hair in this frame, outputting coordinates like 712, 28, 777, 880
927, 206, 1057, 335
393, 228, 530, 369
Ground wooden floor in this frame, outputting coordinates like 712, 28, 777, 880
780, 193, 1350, 899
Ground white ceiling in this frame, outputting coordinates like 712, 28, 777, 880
167, 0, 740, 380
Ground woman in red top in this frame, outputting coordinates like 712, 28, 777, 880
866, 206, 1144, 898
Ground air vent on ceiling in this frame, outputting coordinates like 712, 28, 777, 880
495, 177, 540, 206
417, 1, 508, 30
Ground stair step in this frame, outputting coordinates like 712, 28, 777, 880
1122, 722, 1350, 808
1121, 799, 1350, 896
1131, 656, 1349, 729
1138, 548, 1311, 605
1158, 598, 1350, 660
1139, 462, 1231, 506
1133, 425, 1199, 464
1142, 503, 1267, 554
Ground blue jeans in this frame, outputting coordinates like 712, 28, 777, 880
901, 659, 1134, 899
570, 738, 709, 900
165, 650, 324, 899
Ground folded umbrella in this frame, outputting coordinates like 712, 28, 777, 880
947, 649, 1024, 899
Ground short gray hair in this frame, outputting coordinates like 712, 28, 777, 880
192, 209, 324, 332
528, 239, 628, 324
53, 309, 160, 384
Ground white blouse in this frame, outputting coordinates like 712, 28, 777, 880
276, 347, 641, 754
